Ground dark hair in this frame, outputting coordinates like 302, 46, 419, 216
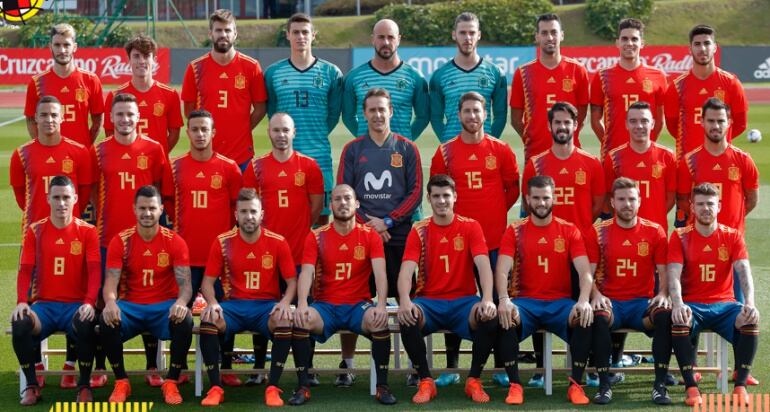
454, 12, 479, 29
536, 13, 560, 31
49, 175, 74, 190
36, 95, 61, 110
49, 23, 76, 40
689, 24, 715, 43
692, 182, 719, 199
287, 13, 312, 30
618, 18, 644, 37
427, 174, 456, 194
237, 188, 261, 203
134, 185, 161, 203
188, 109, 213, 122
527, 175, 555, 192
628, 101, 651, 112
458, 91, 486, 112
701, 97, 731, 118
125, 34, 157, 58
547, 102, 578, 123
209, 9, 236, 30
112, 93, 137, 108
363, 87, 392, 111
611, 177, 638, 196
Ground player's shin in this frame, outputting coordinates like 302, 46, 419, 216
569, 325, 592, 383
199, 322, 222, 387
671, 324, 696, 387
220, 333, 235, 369
370, 329, 391, 386
444, 333, 461, 369
66, 336, 78, 365
253, 334, 269, 370
734, 324, 759, 387
268, 327, 293, 386
99, 317, 128, 379
469, 317, 498, 378
72, 316, 97, 387
651, 308, 673, 385
291, 328, 311, 387
142, 335, 159, 369
12, 315, 38, 385
166, 314, 193, 381
400, 323, 431, 379
592, 311, 612, 386
498, 326, 521, 384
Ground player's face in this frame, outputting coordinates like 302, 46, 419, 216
692, 194, 720, 226
617, 28, 643, 60
452, 21, 481, 57
287, 22, 315, 51
268, 115, 295, 151
134, 195, 163, 228
187, 116, 214, 150
536, 20, 562, 56
210, 21, 237, 53
690, 34, 716, 66
50, 34, 77, 66
331, 187, 358, 221
364, 96, 393, 133
703, 108, 730, 143
626, 108, 653, 144
129, 50, 155, 78
548, 110, 575, 145
236, 198, 263, 234
427, 185, 456, 218
526, 186, 554, 219
611, 187, 640, 223
48, 184, 77, 221
372, 23, 400, 60
459, 99, 486, 134
35, 102, 62, 135
112, 102, 140, 136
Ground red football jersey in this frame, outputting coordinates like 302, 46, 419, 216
522, 148, 605, 237
585, 218, 667, 301
403, 215, 488, 300
677, 145, 758, 234
603, 142, 677, 232
664, 68, 748, 158
24, 68, 104, 146
181, 52, 268, 164
302, 223, 384, 305
19, 218, 100, 305
243, 152, 324, 263
430, 135, 520, 251
10, 138, 93, 231
589, 64, 668, 157
106, 226, 189, 304
104, 81, 183, 154
667, 224, 747, 304
162, 153, 242, 267
510, 58, 590, 160
205, 228, 295, 301
92, 135, 169, 247
500, 217, 586, 300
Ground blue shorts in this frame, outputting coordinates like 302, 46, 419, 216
118, 299, 176, 341
221, 299, 275, 338
31, 301, 80, 340
514, 298, 573, 342
413, 296, 479, 340
610, 298, 653, 337
311, 301, 370, 343
687, 301, 743, 344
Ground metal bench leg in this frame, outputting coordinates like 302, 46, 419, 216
41, 337, 49, 369
426, 335, 433, 369
718, 336, 728, 394
544, 332, 553, 396
195, 334, 203, 397
158, 340, 167, 371
370, 355, 376, 396
393, 333, 401, 369
705, 332, 714, 367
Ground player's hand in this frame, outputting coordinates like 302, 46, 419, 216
271, 302, 293, 321
201, 303, 223, 323
397, 300, 420, 327
102, 300, 121, 327
649, 293, 672, 310
671, 303, 692, 325
497, 299, 519, 330
365, 214, 388, 233
590, 293, 612, 311
77, 304, 95, 322
371, 304, 388, 330
477, 299, 497, 321
571, 300, 594, 328
379, 231, 391, 243
168, 302, 189, 324
741, 304, 760, 325
11, 303, 32, 322
294, 304, 311, 329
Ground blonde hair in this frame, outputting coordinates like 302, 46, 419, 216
50, 23, 76, 40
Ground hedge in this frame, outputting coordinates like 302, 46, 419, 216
584, 0, 654, 41
16, 12, 132, 47
314, 0, 443, 17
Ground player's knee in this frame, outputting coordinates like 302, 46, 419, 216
671, 323, 691, 337
594, 309, 611, 321
473, 316, 498, 333
11, 315, 35, 338
650, 307, 672, 326
738, 324, 759, 336
72, 316, 96, 339
399, 321, 421, 337
169, 313, 194, 333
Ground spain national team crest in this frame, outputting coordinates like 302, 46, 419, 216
642, 79, 653, 94
153, 102, 165, 117
651, 163, 663, 179
638, 241, 649, 257
562, 78, 574, 92
234, 74, 246, 89
718, 246, 729, 262
353, 245, 366, 261
728, 166, 740, 181
137, 155, 149, 170
211, 175, 223, 189
61, 158, 74, 174
313, 75, 324, 88
453, 236, 465, 251
75, 88, 87, 103
485, 155, 497, 170
0, 0, 44, 25
70, 240, 82, 256
396, 79, 408, 90
294, 171, 306, 186
157, 252, 170, 268
575, 170, 586, 185
554, 237, 566, 253
714, 89, 725, 101
478, 76, 490, 88
262, 254, 274, 269
391, 153, 403, 168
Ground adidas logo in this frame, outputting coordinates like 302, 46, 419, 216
139, 100, 148, 107
247, 252, 256, 259
339, 244, 349, 251
713, 164, 722, 171
538, 237, 547, 244
623, 240, 632, 246
754, 57, 770, 80
626, 78, 635, 84
469, 154, 478, 161
636, 161, 646, 168
547, 77, 555, 83
279, 171, 287, 177
56, 238, 64, 245
699, 88, 708, 95
196, 171, 205, 178
121, 153, 131, 160
219, 73, 228, 79
46, 156, 55, 164
143, 249, 152, 256
559, 168, 568, 175
440, 237, 448, 243
61, 86, 69, 93
703, 245, 712, 252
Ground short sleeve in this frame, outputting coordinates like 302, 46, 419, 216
242, 160, 257, 189
429, 146, 448, 177
584, 227, 600, 264
590, 157, 606, 196
676, 158, 692, 195
103, 91, 115, 134
19, 226, 37, 266
251, 60, 268, 103
509, 68, 525, 109
105, 234, 125, 271
731, 231, 748, 262
301, 232, 319, 266
77, 145, 95, 185
167, 88, 184, 128
88, 75, 105, 115
653, 225, 668, 266
663, 150, 677, 193
666, 230, 684, 265
401, 228, 422, 263
602, 154, 617, 193
228, 161, 244, 201
575, 65, 590, 106
24, 79, 39, 118
741, 153, 759, 191
204, 239, 223, 278
368, 229, 385, 260
469, 220, 488, 258
589, 71, 604, 106
567, 225, 587, 260
9, 149, 25, 188
498, 225, 517, 258
307, 159, 324, 195
277, 238, 296, 280
180, 64, 197, 104
172, 233, 190, 267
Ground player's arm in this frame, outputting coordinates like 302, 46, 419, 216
309, 194, 323, 225
572, 255, 594, 326
183, 102, 195, 119
102, 267, 122, 326
428, 74, 446, 140
590, 105, 605, 143
509, 69, 525, 139
396, 260, 419, 325
26, 117, 37, 139
510, 108, 525, 139
341, 74, 359, 136
495, 253, 518, 329
502, 147, 520, 209
745, 189, 758, 215
327, 68, 344, 132
667, 262, 690, 323
652, 104, 664, 140
490, 74, 509, 138
167, 128, 181, 152
592, 194, 605, 222
296, 264, 315, 308
200, 275, 220, 307
410, 74, 430, 139
372, 257, 388, 308
264, 66, 277, 118
663, 85, 679, 138
250, 101, 267, 130
731, 82, 748, 137
474, 254, 494, 303
24, 81, 38, 139
89, 114, 103, 145
173, 265, 193, 308
734, 259, 759, 322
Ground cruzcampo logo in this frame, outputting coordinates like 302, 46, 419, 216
49, 402, 155, 412
0, 0, 44, 25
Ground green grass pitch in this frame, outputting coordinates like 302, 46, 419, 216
0, 104, 768, 411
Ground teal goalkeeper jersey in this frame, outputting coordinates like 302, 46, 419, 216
265, 58, 343, 191
429, 59, 508, 143
342, 61, 430, 140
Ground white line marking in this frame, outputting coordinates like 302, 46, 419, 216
0, 115, 25, 128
